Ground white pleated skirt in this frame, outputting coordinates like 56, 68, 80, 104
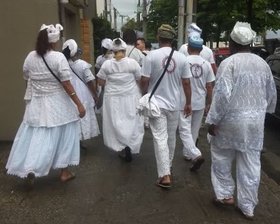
6, 121, 80, 178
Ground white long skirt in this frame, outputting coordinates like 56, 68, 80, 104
102, 93, 144, 153
71, 76, 100, 140
6, 121, 80, 178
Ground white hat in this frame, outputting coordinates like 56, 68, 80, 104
40, 24, 63, 43
112, 38, 127, 51
230, 22, 256, 45
62, 39, 78, 57
101, 38, 113, 50
187, 23, 202, 37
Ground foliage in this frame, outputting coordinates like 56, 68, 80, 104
92, 17, 119, 59
145, 0, 280, 45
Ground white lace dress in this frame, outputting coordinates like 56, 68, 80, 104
69, 59, 100, 140
6, 50, 80, 178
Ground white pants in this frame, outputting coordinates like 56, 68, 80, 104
211, 145, 261, 216
149, 109, 179, 178
178, 112, 201, 160
179, 109, 204, 159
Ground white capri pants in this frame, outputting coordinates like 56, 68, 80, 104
149, 109, 179, 178
211, 144, 261, 216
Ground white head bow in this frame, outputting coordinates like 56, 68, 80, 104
230, 22, 256, 46
40, 24, 63, 43
112, 38, 127, 52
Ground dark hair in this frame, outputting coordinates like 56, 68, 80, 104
137, 37, 146, 43
101, 46, 110, 55
145, 41, 152, 50
36, 29, 51, 56
123, 29, 136, 45
62, 46, 71, 60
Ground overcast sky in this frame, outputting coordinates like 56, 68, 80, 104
111, 0, 138, 18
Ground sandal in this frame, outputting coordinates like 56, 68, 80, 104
213, 197, 235, 207
156, 176, 171, 189
190, 156, 205, 172
26, 172, 35, 188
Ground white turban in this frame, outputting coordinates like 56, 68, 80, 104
187, 23, 202, 37
62, 39, 78, 57
230, 22, 256, 46
101, 38, 113, 50
112, 38, 127, 52
40, 24, 63, 43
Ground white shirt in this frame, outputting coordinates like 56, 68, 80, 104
95, 53, 114, 70
180, 55, 215, 110
69, 59, 95, 83
126, 45, 144, 66
179, 44, 215, 64
206, 53, 277, 152
97, 57, 141, 95
142, 47, 191, 111
23, 50, 79, 127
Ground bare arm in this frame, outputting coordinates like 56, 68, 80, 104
87, 80, 98, 103
97, 78, 106, 87
182, 78, 192, 117
140, 76, 150, 95
61, 80, 85, 118
205, 82, 213, 114
211, 63, 217, 75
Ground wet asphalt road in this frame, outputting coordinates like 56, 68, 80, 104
1, 117, 280, 224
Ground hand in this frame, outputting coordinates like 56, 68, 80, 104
184, 104, 192, 117
78, 104, 86, 118
208, 124, 217, 136
93, 95, 98, 103
204, 104, 211, 115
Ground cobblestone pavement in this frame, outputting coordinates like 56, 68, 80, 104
1, 124, 280, 224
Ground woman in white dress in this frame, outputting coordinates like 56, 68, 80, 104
62, 39, 100, 144
5, 24, 85, 185
97, 38, 144, 162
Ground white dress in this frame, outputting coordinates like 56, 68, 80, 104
69, 59, 100, 140
97, 57, 144, 153
6, 50, 80, 178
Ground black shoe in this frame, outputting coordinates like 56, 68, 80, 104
190, 156, 205, 172
124, 146, 132, 162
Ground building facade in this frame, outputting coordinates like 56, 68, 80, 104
0, 0, 98, 140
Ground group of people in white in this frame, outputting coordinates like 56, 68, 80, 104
5, 20, 277, 220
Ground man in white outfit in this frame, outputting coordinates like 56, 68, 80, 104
206, 22, 277, 220
178, 23, 217, 161
141, 24, 192, 188
178, 35, 215, 171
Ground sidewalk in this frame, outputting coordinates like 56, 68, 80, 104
1, 125, 280, 224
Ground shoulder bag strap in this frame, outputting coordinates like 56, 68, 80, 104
149, 48, 175, 101
69, 65, 87, 86
128, 46, 135, 57
41, 56, 61, 83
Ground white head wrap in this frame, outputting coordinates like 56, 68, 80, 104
112, 38, 127, 52
40, 24, 63, 43
187, 23, 202, 37
230, 22, 256, 46
62, 39, 78, 57
101, 38, 113, 50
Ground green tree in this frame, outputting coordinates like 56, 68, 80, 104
92, 17, 119, 59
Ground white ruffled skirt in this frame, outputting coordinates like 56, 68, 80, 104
6, 121, 80, 178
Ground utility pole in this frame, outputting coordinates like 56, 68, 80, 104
137, 0, 141, 25
104, 0, 108, 20
142, 0, 147, 39
113, 7, 117, 31
178, 0, 185, 48
185, 0, 194, 42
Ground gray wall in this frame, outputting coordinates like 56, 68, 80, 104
0, 0, 59, 140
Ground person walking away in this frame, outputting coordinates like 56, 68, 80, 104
141, 24, 192, 188
97, 38, 144, 162
6, 24, 86, 186
62, 39, 100, 147
179, 35, 215, 171
206, 22, 277, 220
123, 29, 144, 66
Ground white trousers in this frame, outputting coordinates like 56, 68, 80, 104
178, 112, 201, 160
211, 145, 261, 216
149, 109, 179, 178
179, 109, 204, 159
